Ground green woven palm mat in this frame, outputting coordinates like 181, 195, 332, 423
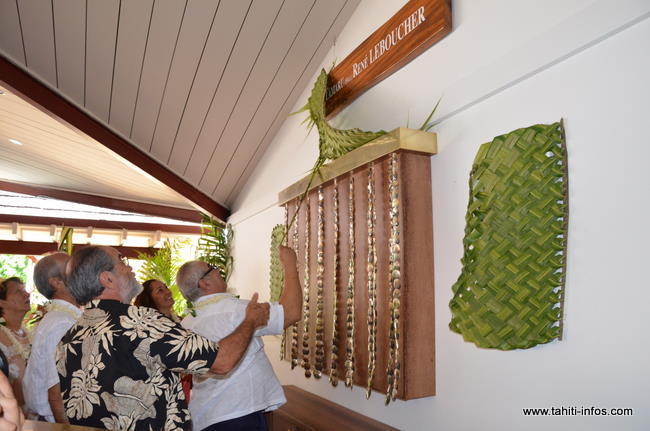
449, 120, 568, 350
269, 224, 287, 302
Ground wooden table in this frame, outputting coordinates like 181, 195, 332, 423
23, 420, 104, 431
267, 385, 398, 431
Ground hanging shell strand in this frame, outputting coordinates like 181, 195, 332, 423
314, 187, 325, 378
290, 201, 300, 369
344, 175, 356, 388
366, 163, 378, 399
385, 153, 402, 405
329, 179, 340, 387
302, 195, 312, 377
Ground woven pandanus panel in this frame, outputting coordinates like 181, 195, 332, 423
449, 121, 568, 350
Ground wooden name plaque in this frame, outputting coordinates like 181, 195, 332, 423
325, 0, 452, 118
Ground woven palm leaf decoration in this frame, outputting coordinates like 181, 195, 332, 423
296, 69, 386, 164
269, 224, 287, 302
449, 120, 568, 350
57, 226, 74, 255
283, 69, 387, 245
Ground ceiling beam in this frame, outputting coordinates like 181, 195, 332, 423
0, 180, 203, 224
0, 214, 201, 234
0, 54, 229, 222
0, 240, 155, 258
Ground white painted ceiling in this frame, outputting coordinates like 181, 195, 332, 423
0, 0, 359, 211
0, 83, 197, 209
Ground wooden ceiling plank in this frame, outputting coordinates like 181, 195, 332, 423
85, 0, 120, 121
0, 151, 192, 209
0, 92, 93, 142
0, 55, 230, 220
0, 94, 200, 208
108, 0, 154, 137
0, 115, 93, 148
52, 0, 85, 106
166, 1, 252, 174
0, 214, 200, 234
0, 180, 202, 223
200, 0, 314, 194
186, 0, 284, 185
16, 0, 57, 86
0, 0, 26, 65
0, 158, 66, 185
130, 0, 186, 150
0, 115, 104, 152
0, 130, 201, 208
0, 239, 158, 258
149, 0, 219, 163
218, 0, 356, 204
221, 0, 362, 206
0, 132, 179, 205
0, 145, 103, 188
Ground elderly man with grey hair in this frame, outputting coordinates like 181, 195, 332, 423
56, 245, 269, 431
177, 245, 301, 431
23, 252, 79, 424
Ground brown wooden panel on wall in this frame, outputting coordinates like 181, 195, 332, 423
282, 150, 435, 400
325, 0, 452, 118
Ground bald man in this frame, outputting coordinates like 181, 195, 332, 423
23, 252, 79, 423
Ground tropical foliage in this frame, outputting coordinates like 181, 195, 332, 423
0, 254, 30, 281
137, 239, 190, 316
196, 214, 233, 282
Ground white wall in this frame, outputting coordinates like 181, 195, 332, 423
226, 1, 650, 430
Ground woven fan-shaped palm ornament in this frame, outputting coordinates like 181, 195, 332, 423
269, 224, 287, 302
283, 69, 387, 243
297, 69, 386, 164
449, 121, 568, 350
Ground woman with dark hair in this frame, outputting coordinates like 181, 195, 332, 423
134, 279, 179, 321
0, 277, 31, 408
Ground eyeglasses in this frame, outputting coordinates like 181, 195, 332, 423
118, 254, 130, 267
200, 264, 217, 280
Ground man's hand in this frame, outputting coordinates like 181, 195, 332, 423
279, 245, 297, 266
245, 293, 270, 329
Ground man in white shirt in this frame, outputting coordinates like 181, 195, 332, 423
23, 252, 80, 423
177, 246, 301, 431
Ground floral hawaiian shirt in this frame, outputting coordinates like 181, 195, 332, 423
56, 299, 218, 431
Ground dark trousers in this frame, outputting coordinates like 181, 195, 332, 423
200, 411, 267, 431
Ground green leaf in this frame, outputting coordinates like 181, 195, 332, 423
419, 97, 442, 132
196, 214, 234, 282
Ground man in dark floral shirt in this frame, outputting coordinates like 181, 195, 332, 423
56, 246, 269, 431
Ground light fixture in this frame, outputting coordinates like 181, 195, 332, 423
8, 138, 23, 146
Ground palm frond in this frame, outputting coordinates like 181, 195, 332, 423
197, 214, 233, 282
419, 97, 442, 132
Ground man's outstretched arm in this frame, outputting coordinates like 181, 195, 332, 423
278, 245, 302, 329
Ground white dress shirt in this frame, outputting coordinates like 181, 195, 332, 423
181, 293, 285, 430
23, 299, 81, 422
